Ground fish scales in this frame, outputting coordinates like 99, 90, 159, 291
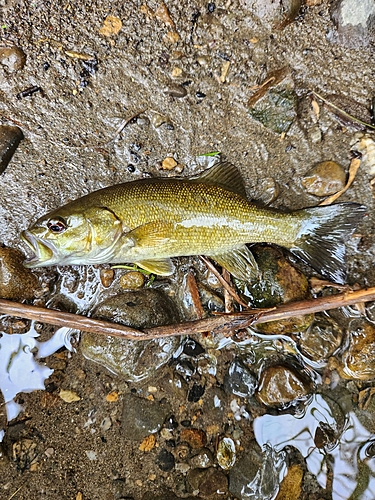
21, 161, 366, 283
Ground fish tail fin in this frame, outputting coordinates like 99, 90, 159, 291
289, 203, 366, 284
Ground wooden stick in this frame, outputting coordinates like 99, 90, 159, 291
0, 287, 375, 341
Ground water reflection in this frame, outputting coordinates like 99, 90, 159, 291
254, 394, 375, 500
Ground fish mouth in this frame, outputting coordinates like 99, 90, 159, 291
21, 230, 57, 268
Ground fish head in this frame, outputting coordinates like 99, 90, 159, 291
21, 205, 123, 268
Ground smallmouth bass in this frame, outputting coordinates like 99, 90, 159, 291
21, 162, 366, 284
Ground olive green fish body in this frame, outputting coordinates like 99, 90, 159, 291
21, 162, 366, 284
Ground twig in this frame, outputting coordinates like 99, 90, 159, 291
186, 270, 205, 320
100, 108, 148, 146
0, 287, 375, 341
222, 268, 234, 313
200, 256, 249, 308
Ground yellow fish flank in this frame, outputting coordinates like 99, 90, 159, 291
21, 162, 366, 284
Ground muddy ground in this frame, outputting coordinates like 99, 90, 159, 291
1, 1, 375, 499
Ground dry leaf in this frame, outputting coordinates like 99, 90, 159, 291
319, 157, 361, 205
139, 434, 156, 452
248, 67, 289, 107
99, 16, 122, 36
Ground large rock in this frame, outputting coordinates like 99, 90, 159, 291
81, 288, 181, 382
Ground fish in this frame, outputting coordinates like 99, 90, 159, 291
21, 161, 366, 284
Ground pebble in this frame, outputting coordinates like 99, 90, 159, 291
330, 0, 375, 48
189, 448, 214, 469
99, 268, 114, 288
161, 156, 178, 170
301, 160, 346, 196
151, 113, 169, 128
0, 46, 26, 72
81, 289, 181, 382
202, 387, 227, 424
341, 320, 375, 380
156, 449, 175, 471
256, 365, 312, 407
217, 437, 236, 470
121, 393, 171, 440
228, 441, 279, 499
119, 271, 145, 289
164, 84, 187, 98
157, 370, 189, 400
254, 177, 280, 205
298, 314, 343, 361
249, 0, 302, 29
224, 359, 257, 399
187, 467, 228, 498
0, 125, 24, 174
188, 383, 205, 402
0, 247, 38, 300
180, 429, 207, 449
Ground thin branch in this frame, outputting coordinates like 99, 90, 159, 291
0, 287, 375, 341
200, 256, 249, 308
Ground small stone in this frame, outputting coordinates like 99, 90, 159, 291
99, 15, 122, 36
119, 271, 145, 289
164, 84, 187, 98
341, 320, 375, 380
156, 449, 175, 471
139, 434, 156, 452
151, 113, 169, 128
189, 448, 214, 469
255, 177, 280, 205
224, 359, 257, 399
0, 46, 26, 72
171, 67, 183, 78
202, 387, 227, 424
59, 390, 81, 403
256, 365, 312, 407
100, 417, 112, 432
0, 247, 38, 299
188, 467, 228, 497
276, 464, 303, 500
183, 339, 205, 357
180, 429, 207, 449
121, 393, 171, 440
106, 390, 119, 402
99, 268, 114, 288
298, 314, 343, 361
301, 161, 346, 196
229, 442, 280, 499
217, 437, 236, 470
175, 462, 191, 473
0, 126, 24, 174
161, 156, 178, 170
188, 383, 205, 402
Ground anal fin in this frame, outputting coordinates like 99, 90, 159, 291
208, 245, 259, 281
136, 258, 175, 276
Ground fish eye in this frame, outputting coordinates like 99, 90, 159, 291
47, 217, 67, 234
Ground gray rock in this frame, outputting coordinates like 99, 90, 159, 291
330, 0, 375, 48
81, 289, 181, 382
224, 359, 257, 399
121, 393, 171, 440
229, 443, 281, 499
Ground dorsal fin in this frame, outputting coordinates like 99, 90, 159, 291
190, 161, 248, 199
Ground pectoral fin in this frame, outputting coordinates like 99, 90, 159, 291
136, 258, 175, 276
125, 221, 175, 249
208, 245, 259, 281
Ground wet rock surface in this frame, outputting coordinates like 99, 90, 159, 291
0, 1, 374, 499
0, 46, 26, 72
301, 160, 346, 197
0, 247, 38, 299
81, 288, 180, 381
0, 125, 24, 174
256, 365, 313, 407
330, 0, 375, 47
